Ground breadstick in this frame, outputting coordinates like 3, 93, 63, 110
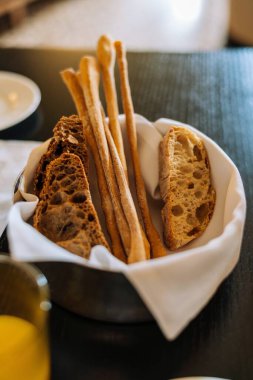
115, 41, 166, 258
61, 68, 87, 117
96, 37, 150, 259
101, 112, 147, 263
97, 35, 128, 180
101, 107, 150, 261
79, 56, 133, 258
60, 68, 126, 263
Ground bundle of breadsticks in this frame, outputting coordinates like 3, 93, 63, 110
33, 35, 215, 264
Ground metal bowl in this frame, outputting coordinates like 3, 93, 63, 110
35, 261, 152, 322
12, 173, 153, 323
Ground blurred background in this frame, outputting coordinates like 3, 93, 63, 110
0, 0, 252, 50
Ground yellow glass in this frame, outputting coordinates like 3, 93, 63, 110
0, 255, 51, 380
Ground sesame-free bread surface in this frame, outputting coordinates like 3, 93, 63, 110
33, 153, 109, 258
34, 115, 88, 196
159, 126, 215, 250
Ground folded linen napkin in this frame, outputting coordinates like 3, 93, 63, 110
0, 140, 40, 236
7, 115, 246, 339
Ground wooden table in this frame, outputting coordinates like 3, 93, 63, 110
0, 48, 252, 380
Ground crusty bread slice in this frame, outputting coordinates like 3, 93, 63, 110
33, 153, 109, 258
159, 126, 215, 250
34, 115, 88, 196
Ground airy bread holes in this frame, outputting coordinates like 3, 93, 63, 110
66, 167, 75, 174
188, 182, 194, 189
61, 178, 71, 187
65, 188, 75, 195
195, 190, 202, 199
55, 142, 63, 156
62, 222, 75, 236
193, 145, 202, 161
52, 183, 60, 192
196, 203, 209, 223
187, 227, 200, 236
78, 136, 84, 143
72, 192, 86, 203
171, 205, 183, 216
37, 173, 43, 191
50, 191, 66, 205
193, 170, 202, 179
56, 173, 65, 181
88, 213, 95, 222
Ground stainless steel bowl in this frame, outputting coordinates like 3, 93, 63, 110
35, 261, 152, 322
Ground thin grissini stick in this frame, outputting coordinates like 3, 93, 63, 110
115, 41, 167, 258
102, 114, 147, 263
82, 118, 127, 263
97, 35, 128, 180
100, 107, 150, 261
101, 108, 149, 261
79, 56, 133, 258
96, 35, 150, 260
60, 68, 87, 117
60, 68, 126, 263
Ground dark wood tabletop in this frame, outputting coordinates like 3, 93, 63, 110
0, 47, 252, 380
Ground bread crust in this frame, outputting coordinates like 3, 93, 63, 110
159, 126, 215, 250
34, 115, 88, 197
33, 153, 109, 258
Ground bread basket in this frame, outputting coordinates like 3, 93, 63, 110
7, 116, 246, 339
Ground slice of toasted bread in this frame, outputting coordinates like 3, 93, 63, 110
159, 126, 215, 250
34, 115, 88, 196
33, 153, 109, 258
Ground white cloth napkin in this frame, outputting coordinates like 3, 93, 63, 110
0, 140, 40, 236
7, 115, 246, 340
